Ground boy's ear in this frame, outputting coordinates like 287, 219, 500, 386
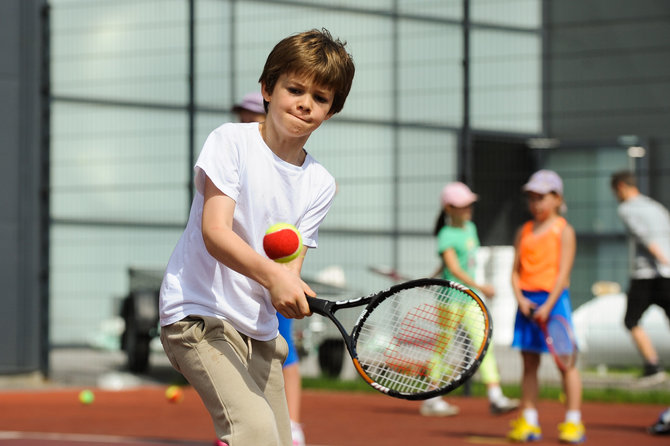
261, 82, 271, 102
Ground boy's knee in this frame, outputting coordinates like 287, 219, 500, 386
229, 414, 281, 445
217, 399, 281, 445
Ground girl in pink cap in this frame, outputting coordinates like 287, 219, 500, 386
420, 182, 520, 417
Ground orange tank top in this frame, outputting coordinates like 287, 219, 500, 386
518, 216, 567, 292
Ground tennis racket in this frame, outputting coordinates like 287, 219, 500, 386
308, 278, 492, 400
530, 309, 578, 372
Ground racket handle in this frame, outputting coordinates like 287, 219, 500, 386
307, 296, 332, 317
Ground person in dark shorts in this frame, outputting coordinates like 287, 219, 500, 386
611, 170, 670, 385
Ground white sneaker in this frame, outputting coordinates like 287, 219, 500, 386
420, 396, 459, 417
489, 396, 520, 415
291, 420, 305, 446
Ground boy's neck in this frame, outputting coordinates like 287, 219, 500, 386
258, 121, 308, 166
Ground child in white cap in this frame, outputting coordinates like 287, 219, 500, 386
508, 170, 584, 443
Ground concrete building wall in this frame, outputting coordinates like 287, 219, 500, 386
547, 0, 670, 202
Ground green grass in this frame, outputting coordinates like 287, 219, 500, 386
302, 376, 670, 405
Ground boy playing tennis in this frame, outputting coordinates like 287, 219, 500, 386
508, 170, 585, 443
158, 29, 355, 446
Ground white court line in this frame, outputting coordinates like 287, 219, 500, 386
0, 431, 204, 444
0, 431, 332, 446
0, 431, 139, 443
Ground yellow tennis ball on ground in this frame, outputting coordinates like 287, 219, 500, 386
78, 389, 94, 405
165, 385, 184, 403
263, 223, 302, 263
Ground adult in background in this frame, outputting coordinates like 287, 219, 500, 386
232, 91, 266, 123
611, 170, 670, 385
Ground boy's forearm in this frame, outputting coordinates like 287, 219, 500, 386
203, 227, 281, 289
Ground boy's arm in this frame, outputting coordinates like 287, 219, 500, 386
201, 176, 314, 318
535, 223, 576, 322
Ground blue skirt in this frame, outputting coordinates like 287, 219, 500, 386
511, 289, 577, 354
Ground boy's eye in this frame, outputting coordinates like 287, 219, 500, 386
288, 87, 301, 94
314, 95, 328, 103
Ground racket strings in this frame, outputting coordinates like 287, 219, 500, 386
355, 284, 488, 396
546, 318, 577, 359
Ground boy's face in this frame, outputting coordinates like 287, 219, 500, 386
262, 72, 335, 139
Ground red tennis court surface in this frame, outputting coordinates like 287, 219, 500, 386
0, 386, 666, 445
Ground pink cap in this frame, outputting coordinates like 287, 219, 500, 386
441, 182, 478, 207
232, 92, 265, 114
523, 169, 563, 195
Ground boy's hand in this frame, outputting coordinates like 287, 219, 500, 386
268, 264, 315, 319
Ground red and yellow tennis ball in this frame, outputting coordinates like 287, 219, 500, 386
165, 385, 184, 403
78, 389, 95, 405
263, 223, 302, 263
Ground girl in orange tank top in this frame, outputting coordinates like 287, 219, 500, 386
518, 216, 567, 292
508, 170, 584, 444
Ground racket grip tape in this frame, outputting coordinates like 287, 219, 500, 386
306, 295, 331, 316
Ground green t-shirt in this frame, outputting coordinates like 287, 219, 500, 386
436, 220, 480, 282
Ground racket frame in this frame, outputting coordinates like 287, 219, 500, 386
531, 310, 578, 372
308, 278, 492, 400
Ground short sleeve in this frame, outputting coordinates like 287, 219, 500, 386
436, 226, 456, 255
194, 124, 244, 201
298, 175, 337, 248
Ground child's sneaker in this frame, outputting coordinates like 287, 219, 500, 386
558, 421, 586, 444
490, 396, 520, 415
507, 417, 542, 442
291, 420, 305, 446
419, 396, 459, 416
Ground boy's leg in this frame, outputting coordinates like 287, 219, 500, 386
248, 334, 292, 445
161, 316, 289, 446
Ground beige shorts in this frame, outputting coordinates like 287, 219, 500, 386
160, 315, 291, 446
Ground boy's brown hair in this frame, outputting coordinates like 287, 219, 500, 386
259, 28, 355, 115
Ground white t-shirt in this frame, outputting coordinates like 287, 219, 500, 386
159, 122, 337, 340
